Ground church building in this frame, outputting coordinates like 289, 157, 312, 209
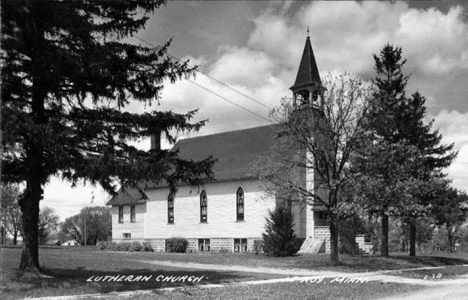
107, 35, 331, 253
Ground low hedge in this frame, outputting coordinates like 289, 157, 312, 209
166, 237, 189, 253
96, 240, 153, 252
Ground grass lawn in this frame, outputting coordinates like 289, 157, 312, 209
95, 281, 424, 300
104, 247, 468, 273
1, 246, 468, 299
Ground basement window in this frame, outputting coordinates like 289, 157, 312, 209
123, 233, 131, 239
234, 238, 248, 252
198, 239, 210, 252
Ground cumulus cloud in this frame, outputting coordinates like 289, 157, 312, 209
44, 1, 468, 219
430, 110, 468, 193
145, 1, 468, 142
42, 177, 110, 220
446, 144, 468, 193
431, 110, 468, 150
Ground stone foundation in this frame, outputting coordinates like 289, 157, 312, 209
314, 226, 331, 253
142, 238, 262, 253
355, 234, 374, 254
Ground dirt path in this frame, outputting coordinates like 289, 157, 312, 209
380, 279, 468, 300
135, 258, 468, 286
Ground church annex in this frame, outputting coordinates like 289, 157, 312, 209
107, 36, 331, 253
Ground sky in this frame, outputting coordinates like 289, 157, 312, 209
41, 0, 468, 221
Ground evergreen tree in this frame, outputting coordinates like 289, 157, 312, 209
354, 44, 455, 257
262, 205, 301, 257
367, 44, 409, 258
432, 187, 468, 252
1, 0, 215, 271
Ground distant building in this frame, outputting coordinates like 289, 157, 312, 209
107, 35, 331, 253
61, 240, 79, 246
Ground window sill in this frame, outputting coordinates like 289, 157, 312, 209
167, 223, 175, 225
199, 222, 209, 224
235, 220, 245, 223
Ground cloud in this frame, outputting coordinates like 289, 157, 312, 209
42, 177, 110, 221
43, 1, 468, 219
446, 144, 468, 193
430, 110, 468, 193
242, 1, 468, 112
430, 110, 468, 150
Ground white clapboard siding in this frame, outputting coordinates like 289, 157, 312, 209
144, 179, 275, 239
111, 203, 146, 240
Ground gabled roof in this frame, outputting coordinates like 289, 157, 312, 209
106, 186, 146, 206
290, 36, 321, 90
173, 124, 279, 181
106, 124, 280, 206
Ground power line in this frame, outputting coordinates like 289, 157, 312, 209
134, 36, 272, 110
187, 79, 274, 124
133, 35, 274, 124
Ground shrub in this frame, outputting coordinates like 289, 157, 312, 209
96, 241, 109, 250
338, 215, 365, 254
253, 239, 263, 255
262, 205, 301, 256
166, 237, 189, 253
142, 240, 154, 252
130, 241, 143, 251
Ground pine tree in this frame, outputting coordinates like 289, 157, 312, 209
1, 0, 215, 271
355, 44, 455, 257
362, 44, 409, 257
262, 205, 301, 257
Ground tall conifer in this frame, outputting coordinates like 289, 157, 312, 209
1, 0, 215, 271
357, 44, 455, 257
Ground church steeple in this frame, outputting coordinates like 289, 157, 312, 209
290, 33, 325, 109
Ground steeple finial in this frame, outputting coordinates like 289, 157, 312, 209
307, 26, 310, 38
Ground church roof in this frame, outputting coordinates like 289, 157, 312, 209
173, 124, 279, 181
106, 186, 147, 206
107, 124, 279, 205
290, 36, 321, 90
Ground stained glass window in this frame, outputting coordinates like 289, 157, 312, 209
200, 190, 207, 222
168, 193, 174, 224
236, 187, 244, 221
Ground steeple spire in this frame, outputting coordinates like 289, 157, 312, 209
290, 33, 324, 108
290, 34, 321, 91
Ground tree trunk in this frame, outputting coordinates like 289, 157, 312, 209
409, 221, 416, 256
18, 184, 42, 271
447, 229, 453, 253
329, 217, 339, 264
13, 232, 18, 245
381, 213, 389, 257
17, 3, 47, 272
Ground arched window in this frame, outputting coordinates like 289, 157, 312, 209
236, 187, 244, 221
200, 190, 207, 223
168, 193, 174, 224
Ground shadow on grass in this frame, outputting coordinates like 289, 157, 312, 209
325, 253, 468, 272
274, 252, 468, 273
2, 267, 245, 299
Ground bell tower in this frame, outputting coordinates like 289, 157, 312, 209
290, 31, 325, 110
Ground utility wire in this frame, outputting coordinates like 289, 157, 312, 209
134, 36, 272, 110
187, 79, 274, 124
